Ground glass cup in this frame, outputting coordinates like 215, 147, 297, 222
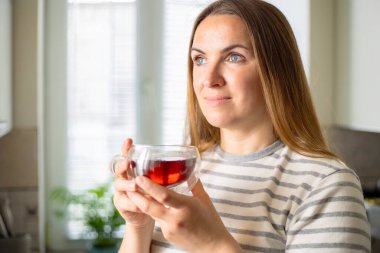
110, 145, 200, 193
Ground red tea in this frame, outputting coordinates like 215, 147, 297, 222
133, 157, 196, 187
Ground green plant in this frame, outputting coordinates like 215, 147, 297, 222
51, 183, 124, 248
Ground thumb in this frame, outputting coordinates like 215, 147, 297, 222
191, 180, 212, 205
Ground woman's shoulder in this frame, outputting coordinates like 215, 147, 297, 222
278, 145, 364, 197
279, 144, 354, 176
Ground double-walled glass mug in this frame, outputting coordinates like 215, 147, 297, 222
110, 145, 200, 193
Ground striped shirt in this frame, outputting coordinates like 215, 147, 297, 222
151, 141, 371, 252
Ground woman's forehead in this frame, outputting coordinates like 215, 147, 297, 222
192, 15, 252, 50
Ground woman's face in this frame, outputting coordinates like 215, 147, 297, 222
191, 14, 268, 132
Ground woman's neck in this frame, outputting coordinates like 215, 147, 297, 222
219, 120, 276, 155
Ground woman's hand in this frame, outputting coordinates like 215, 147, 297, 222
128, 176, 242, 253
112, 138, 153, 228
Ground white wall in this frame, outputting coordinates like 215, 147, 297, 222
335, 0, 380, 132
0, 0, 12, 137
271, 0, 380, 131
267, 0, 335, 127
12, 0, 38, 128
309, 0, 335, 127
266, 0, 310, 78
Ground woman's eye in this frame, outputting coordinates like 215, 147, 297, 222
194, 56, 206, 65
227, 54, 244, 63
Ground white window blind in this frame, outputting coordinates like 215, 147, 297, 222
65, 0, 214, 240
67, 0, 136, 192
161, 0, 214, 145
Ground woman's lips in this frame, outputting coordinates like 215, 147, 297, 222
204, 95, 231, 107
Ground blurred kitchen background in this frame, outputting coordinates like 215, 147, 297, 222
0, 0, 379, 252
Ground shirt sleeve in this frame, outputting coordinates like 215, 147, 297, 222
286, 169, 371, 253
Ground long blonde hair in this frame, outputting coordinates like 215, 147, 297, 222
185, 0, 337, 159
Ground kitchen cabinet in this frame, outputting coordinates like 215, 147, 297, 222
0, 0, 12, 137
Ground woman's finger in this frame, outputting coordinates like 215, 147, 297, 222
191, 180, 211, 205
112, 138, 133, 177
113, 191, 141, 213
114, 178, 137, 192
113, 160, 129, 178
122, 138, 133, 156
127, 190, 168, 220
135, 176, 184, 209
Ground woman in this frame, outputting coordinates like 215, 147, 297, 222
113, 0, 370, 252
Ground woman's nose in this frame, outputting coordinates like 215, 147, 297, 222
202, 63, 225, 88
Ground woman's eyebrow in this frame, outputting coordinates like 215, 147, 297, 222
221, 44, 250, 52
191, 47, 205, 54
191, 44, 250, 54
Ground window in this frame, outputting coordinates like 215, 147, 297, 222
46, 0, 214, 246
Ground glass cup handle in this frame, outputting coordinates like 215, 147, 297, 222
110, 154, 127, 175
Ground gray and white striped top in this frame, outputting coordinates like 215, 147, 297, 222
151, 140, 371, 252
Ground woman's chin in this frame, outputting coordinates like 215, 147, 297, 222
205, 117, 233, 129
